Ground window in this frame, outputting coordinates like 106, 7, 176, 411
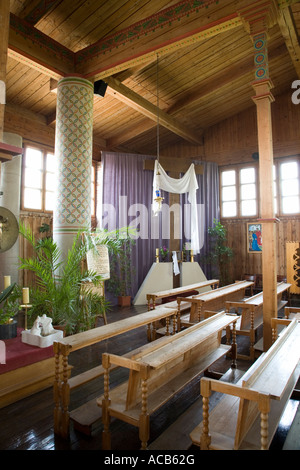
220, 166, 257, 218
221, 170, 237, 217
280, 161, 299, 214
23, 146, 56, 212
22, 145, 97, 215
240, 167, 257, 217
220, 158, 300, 219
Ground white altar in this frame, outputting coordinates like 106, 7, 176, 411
133, 262, 208, 305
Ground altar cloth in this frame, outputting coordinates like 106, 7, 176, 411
0, 328, 54, 374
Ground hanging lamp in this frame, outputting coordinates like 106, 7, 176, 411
154, 54, 164, 212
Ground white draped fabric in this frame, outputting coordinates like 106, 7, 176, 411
152, 160, 200, 254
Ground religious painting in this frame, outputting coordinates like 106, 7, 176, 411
247, 223, 262, 253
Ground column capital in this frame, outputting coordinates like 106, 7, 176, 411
252, 78, 275, 103
237, 0, 279, 37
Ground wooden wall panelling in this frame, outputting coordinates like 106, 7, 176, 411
19, 213, 53, 288
222, 218, 300, 283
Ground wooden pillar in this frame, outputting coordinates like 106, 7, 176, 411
252, 77, 277, 352
238, 1, 279, 351
249, 17, 278, 351
0, 1, 10, 142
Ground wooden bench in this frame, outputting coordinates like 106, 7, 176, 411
53, 305, 180, 439
285, 306, 300, 321
225, 282, 291, 360
190, 318, 300, 450
99, 311, 238, 450
177, 280, 254, 328
146, 279, 219, 310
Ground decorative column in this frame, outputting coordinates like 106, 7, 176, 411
53, 76, 94, 258
239, 1, 279, 351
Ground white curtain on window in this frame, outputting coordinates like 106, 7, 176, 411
153, 160, 200, 253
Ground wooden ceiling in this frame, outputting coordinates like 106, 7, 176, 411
5, 0, 300, 156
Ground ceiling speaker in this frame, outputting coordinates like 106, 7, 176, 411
252, 152, 259, 161
94, 80, 107, 97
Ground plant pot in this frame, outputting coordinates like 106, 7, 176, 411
0, 320, 17, 340
118, 296, 131, 307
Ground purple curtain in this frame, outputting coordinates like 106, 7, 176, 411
101, 152, 219, 298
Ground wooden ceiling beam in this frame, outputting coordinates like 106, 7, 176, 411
168, 42, 288, 115
8, 13, 75, 79
76, 2, 242, 80
106, 118, 155, 149
278, 6, 300, 78
18, 0, 61, 25
105, 76, 203, 145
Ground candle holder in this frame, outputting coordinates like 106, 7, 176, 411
20, 304, 32, 330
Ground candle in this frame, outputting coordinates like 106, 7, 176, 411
22, 287, 30, 304
156, 248, 159, 256
4, 276, 11, 289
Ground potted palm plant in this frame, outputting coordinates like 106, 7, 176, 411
18, 224, 120, 335
106, 233, 136, 307
0, 283, 21, 339
206, 219, 234, 286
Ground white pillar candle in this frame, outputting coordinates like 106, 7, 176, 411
4, 276, 11, 289
22, 287, 30, 304
156, 248, 159, 256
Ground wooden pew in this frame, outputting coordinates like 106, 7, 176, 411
99, 312, 238, 450
146, 279, 219, 310
53, 305, 180, 439
177, 280, 254, 327
225, 282, 291, 360
190, 318, 300, 450
285, 306, 300, 321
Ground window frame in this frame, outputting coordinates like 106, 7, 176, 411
220, 164, 259, 219
219, 156, 300, 219
21, 143, 97, 217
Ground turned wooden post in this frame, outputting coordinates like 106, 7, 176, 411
172, 312, 177, 335
200, 379, 211, 450
60, 343, 71, 439
231, 319, 237, 369
139, 364, 150, 450
102, 352, 112, 450
53, 341, 62, 435
258, 394, 271, 450
53, 341, 71, 438
250, 307, 256, 360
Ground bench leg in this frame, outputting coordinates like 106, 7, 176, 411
258, 395, 270, 450
102, 397, 111, 450
200, 380, 212, 450
139, 413, 150, 450
102, 356, 112, 450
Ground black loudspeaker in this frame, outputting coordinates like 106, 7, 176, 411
94, 80, 108, 97
252, 152, 259, 161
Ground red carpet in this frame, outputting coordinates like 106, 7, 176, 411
0, 328, 54, 374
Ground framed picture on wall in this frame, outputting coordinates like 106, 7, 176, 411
247, 223, 262, 253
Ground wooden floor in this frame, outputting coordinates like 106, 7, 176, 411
0, 302, 299, 452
